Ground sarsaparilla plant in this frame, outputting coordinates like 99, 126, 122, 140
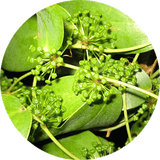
0, 0, 159, 159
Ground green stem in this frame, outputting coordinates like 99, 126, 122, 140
71, 41, 152, 53
33, 115, 44, 124
102, 76, 159, 99
63, 63, 158, 99
33, 115, 80, 160
11, 88, 22, 95
63, 63, 80, 70
151, 69, 160, 79
132, 53, 140, 63
123, 87, 132, 142
32, 76, 37, 97
6, 71, 32, 92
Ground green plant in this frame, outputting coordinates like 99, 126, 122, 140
1, 0, 159, 159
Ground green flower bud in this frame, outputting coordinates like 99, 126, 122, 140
34, 109, 40, 116
44, 52, 50, 58
50, 61, 57, 68
132, 115, 139, 121
55, 108, 61, 115
111, 43, 116, 49
57, 57, 63, 63
101, 78, 107, 84
89, 26, 95, 31
82, 35, 88, 41
73, 30, 79, 36
86, 72, 92, 79
56, 116, 62, 123
82, 90, 89, 98
72, 17, 78, 24
45, 80, 51, 84
33, 123, 38, 130
83, 10, 90, 15
138, 108, 144, 114
103, 96, 108, 102
88, 45, 94, 51
36, 76, 41, 81
29, 58, 35, 63
51, 73, 57, 79
57, 51, 62, 56
42, 66, 47, 73
67, 40, 72, 46
93, 66, 98, 72
142, 103, 148, 110
40, 115, 47, 122
99, 45, 104, 52
46, 105, 52, 111
51, 48, 57, 54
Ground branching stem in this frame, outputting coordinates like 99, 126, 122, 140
123, 87, 132, 142
71, 41, 152, 53
63, 63, 158, 99
151, 69, 160, 79
6, 71, 32, 93
132, 53, 140, 63
63, 63, 80, 70
33, 115, 80, 160
32, 76, 37, 98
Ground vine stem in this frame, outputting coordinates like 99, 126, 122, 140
63, 63, 158, 99
6, 71, 32, 93
71, 41, 152, 53
33, 115, 80, 160
32, 76, 37, 97
132, 53, 140, 63
63, 63, 80, 70
123, 87, 132, 142
101, 76, 158, 99
151, 69, 159, 79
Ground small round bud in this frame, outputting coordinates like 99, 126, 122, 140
40, 115, 47, 122
57, 51, 62, 56
33, 123, 38, 130
57, 57, 63, 63
51, 73, 57, 79
51, 48, 57, 54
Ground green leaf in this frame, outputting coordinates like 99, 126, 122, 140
2, 15, 39, 72
59, 1, 153, 54
126, 69, 152, 109
41, 131, 103, 159
37, 4, 64, 52
36, 76, 122, 140
2, 94, 32, 139
53, 5, 75, 51
43, 75, 84, 120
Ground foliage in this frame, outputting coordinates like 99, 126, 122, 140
0, 0, 159, 160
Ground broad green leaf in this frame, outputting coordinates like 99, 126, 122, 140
2, 94, 32, 139
36, 76, 122, 141
37, 4, 64, 52
97, 136, 110, 145
2, 15, 39, 72
41, 131, 103, 159
126, 69, 152, 109
59, 1, 153, 54
53, 5, 75, 51
43, 76, 84, 120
